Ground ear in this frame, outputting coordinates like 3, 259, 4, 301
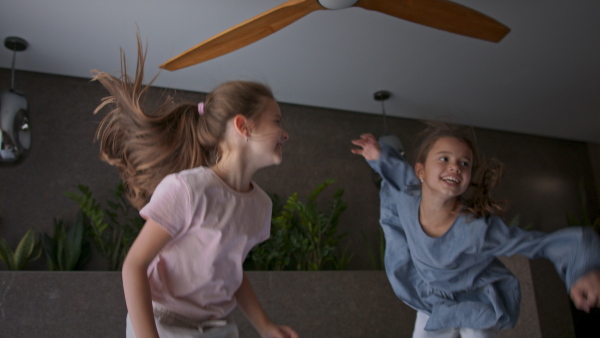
415, 162, 424, 181
233, 114, 250, 139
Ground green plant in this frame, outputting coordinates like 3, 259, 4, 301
566, 180, 600, 231
42, 211, 91, 271
245, 180, 352, 270
65, 183, 144, 270
0, 229, 42, 270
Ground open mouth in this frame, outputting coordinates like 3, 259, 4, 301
441, 176, 461, 184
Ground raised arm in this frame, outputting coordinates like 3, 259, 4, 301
351, 133, 382, 161
352, 133, 419, 191
122, 218, 172, 338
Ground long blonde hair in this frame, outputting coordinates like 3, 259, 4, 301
92, 35, 273, 209
413, 122, 505, 218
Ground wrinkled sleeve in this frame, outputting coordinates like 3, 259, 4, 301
379, 182, 429, 312
483, 216, 600, 291
139, 174, 192, 237
367, 142, 420, 191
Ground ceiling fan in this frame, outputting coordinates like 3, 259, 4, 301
160, 0, 510, 71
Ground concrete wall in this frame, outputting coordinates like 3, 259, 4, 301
1, 69, 598, 336
0, 257, 539, 338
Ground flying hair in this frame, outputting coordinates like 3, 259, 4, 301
91, 33, 273, 209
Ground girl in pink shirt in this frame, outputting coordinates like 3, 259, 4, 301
92, 35, 296, 338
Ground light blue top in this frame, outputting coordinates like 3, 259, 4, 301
368, 143, 600, 331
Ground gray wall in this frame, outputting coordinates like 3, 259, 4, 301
1, 69, 598, 336
0, 259, 541, 338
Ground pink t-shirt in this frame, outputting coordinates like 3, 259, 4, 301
139, 166, 271, 320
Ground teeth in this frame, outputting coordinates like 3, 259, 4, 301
442, 177, 460, 183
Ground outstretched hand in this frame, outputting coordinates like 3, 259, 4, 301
351, 134, 381, 161
570, 270, 600, 313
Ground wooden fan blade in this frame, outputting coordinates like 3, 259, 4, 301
354, 0, 510, 42
160, 0, 324, 70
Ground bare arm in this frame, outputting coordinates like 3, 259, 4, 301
122, 218, 172, 338
235, 272, 298, 338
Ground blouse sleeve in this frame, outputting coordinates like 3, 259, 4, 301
379, 182, 430, 312
139, 174, 192, 237
482, 216, 600, 291
367, 142, 420, 192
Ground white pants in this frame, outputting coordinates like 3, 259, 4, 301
413, 312, 500, 338
126, 313, 238, 338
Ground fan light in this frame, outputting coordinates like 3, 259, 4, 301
318, 0, 358, 10
1, 36, 31, 164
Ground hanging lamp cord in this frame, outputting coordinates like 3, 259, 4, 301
381, 99, 389, 134
10, 47, 17, 91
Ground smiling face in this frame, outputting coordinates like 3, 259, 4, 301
248, 98, 289, 167
415, 136, 473, 201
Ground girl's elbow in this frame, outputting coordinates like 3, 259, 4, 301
122, 254, 149, 279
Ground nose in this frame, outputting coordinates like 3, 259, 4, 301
449, 162, 461, 173
281, 130, 289, 142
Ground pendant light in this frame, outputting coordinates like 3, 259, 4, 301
374, 90, 403, 155
1, 36, 30, 163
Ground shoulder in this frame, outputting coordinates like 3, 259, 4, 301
171, 166, 221, 192
250, 182, 272, 207
380, 179, 421, 203
174, 166, 213, 184
151, 167, 220, 205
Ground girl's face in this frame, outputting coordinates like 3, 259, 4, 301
248, 98, 289, 166
416, 137, 473, 200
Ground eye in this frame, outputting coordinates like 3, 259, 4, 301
440, 156, 448, 162
461, 161, 471, 167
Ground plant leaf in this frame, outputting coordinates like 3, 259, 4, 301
0, 238, 15, 270
14, 229, 39, 270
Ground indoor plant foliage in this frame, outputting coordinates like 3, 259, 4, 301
65, 183, 143, 271
245, 180, 352, 271
42, 211, 91, 271
0, 229, 41, 270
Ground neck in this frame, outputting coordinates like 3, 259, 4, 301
422, 192, 461, 212
419, 193, 461, 236
210, 151, 257, 193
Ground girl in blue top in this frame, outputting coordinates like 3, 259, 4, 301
351, 124, 600, 338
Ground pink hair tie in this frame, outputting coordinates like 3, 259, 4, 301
198, 102, 205, 116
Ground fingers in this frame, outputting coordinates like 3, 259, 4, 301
583, 285, 600, 309
587, 292, 600, 309
353, 134, 376, 143
261, 324, 298, 338
570, 270, 600, 312
351, 133, 382, 161
351, 134, 376, 149
281, 326, 299, 338
571, 288, 589, 312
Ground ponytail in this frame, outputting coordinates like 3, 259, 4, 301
463, 157, 506, 219
92, 34, 273, 209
